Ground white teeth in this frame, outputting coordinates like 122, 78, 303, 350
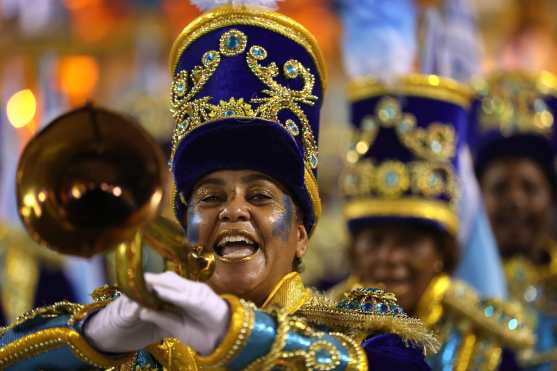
217, 235, 254, 247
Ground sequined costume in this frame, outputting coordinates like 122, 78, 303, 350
332, 74, 533, 370
0, 3, 435, 370
469, 70, 557, 370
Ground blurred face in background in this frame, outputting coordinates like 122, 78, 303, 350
481, 157, 553, 262
350, 222, 447, 315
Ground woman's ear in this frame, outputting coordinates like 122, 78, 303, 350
295, 223, 309, 259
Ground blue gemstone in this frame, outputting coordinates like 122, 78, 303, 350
309, 154, 318, 169
428, 175, 439, 187
484, 305, 494, 317
286, 64, 298, 76
206, 52, 216, 61
508, 318, 519, 331
431, 140, 442, 153
251, 46, 265, 58
385, 172, 399, 186
375, 303, 388, 313
348, 301, 359, 310
226, 35, 239, 49
361, 303, 373, 312
224, 109, 235, 117
315, 349, 332, 364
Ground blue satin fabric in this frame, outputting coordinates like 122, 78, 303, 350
523, 310, 557, 371
172, 23, 323, 231
0, 314, 94, 371
362, 333, 431, 370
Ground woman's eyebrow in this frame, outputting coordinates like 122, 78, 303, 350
240, 173, 276, 185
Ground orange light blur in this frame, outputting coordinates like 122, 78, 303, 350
64, 0, 102, 10
58, 56, 99, 106
6, 89, 36, 129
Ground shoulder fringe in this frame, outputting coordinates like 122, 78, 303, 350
298, 293, 439, 356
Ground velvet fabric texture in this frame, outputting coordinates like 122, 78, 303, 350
171, 20, 323, 232
346, 89, 467, 236
362, 333, 431, 370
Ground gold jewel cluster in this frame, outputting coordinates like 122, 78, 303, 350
170, 28, 320, 170
342, 159, 457, 207
343, 97, 457, 206
478, 75, 554, 137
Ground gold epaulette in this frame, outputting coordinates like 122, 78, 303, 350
419, 275, 535, 350
298, 288, 439, 355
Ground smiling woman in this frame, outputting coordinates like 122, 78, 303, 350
0, 1, 437, 370
185, 169, 309, 306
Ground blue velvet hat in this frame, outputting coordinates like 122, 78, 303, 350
168, 5, 326, 233
342, 75, 472, 237
468, 71, 557, 188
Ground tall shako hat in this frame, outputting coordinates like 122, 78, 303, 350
168, 0, 327, 233
468, 70, 557, 189
339, 0, 472, 237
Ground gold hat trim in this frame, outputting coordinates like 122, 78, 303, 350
344, 197, 458, 236
473, 70, 557, 95
347, 74, 473, 108
169, 5, 327, 90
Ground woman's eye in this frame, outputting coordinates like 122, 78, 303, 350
200, 194, 222, 203
249, 193, 272, 202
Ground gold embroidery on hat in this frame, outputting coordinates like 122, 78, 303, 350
478, 73, 554, 137
346, 97, 455, 165
169, 29, 319, 171
342, 159, 457, 209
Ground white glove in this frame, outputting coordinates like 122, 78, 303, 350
139, 271, 231, 356
83, 294, 168, 353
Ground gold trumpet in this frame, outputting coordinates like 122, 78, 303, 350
16, 104, 215, 310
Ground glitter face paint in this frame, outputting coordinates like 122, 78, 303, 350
272, 194, 293, 242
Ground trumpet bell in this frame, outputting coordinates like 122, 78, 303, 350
17, 105, 167, 257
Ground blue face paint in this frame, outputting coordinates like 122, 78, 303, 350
186, 203, 202, 244
272, 194, 294, 242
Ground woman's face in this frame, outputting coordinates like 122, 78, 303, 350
481, 157, 553, 261
183, 169, 308, 306
350, 223, 444, 315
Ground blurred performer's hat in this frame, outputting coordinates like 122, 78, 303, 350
168, 1, 326, 233
468, 70, 557, 188
342, 75, 472, 238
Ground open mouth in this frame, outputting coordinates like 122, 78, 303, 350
213, 233, 261, 262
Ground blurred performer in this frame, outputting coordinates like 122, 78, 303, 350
331, 74, 531, 371
469, 70, 557, 370
0, 1, 437, 370
0, 111, 77, 324
0, 223, 76, 325
332, 1, 533, 369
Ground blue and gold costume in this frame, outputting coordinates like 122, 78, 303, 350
331, 75, 534, 370
0, 3, 436, 370
469, 70, 557, 370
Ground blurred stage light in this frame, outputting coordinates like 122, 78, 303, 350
58, 55, 99, 103
6, 89, 37, 129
